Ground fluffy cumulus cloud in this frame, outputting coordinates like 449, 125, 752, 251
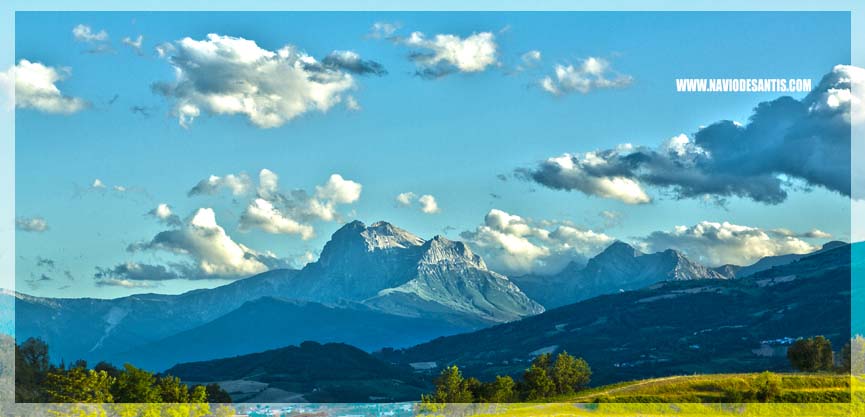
541, 57, 632, 95
461, 209, 613, 276
148, 203, 181, 226
395, 192, 416, 206
238, 169, 362, 238
15, 216, 49, 233
152, 33, 378, 128
314, 174, 363, 205
522, 65, 862, 204
239, 198, 315, 239
188, 173, 253, 197
639, 221, 819, 267
394, 192, 440, 214
0, 60, 88, 114
518, 151, 652, 204
402, 31, 498, 79
129, 207, 286, 279
418, 194, 440, 214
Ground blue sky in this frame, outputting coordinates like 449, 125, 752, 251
11, 11, 853, 298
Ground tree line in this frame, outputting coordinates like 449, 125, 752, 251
15, 338, 231, 403
422, 351, 591, 403
787, 335, 865, 374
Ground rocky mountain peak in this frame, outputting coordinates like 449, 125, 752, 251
361, 221, 425, 250
318, 221, 425, 268
419, 235, 487, 269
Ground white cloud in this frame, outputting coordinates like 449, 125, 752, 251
240, 198, 315, 239
257, 168, 279, 199
418, 194, 440, 214
240, 170, 363, 238
188, 173, 253, 197
315, 174, 362, 205
368, 22, 399, 39
0, 60, 88, 114
72, 24, 108, 42
130, 208, 279, 278
91, 178, 106, 189
15, 216, 49, 233
541, 57, 632, 95
461, 209, 613, 275
95, 278, 157, 288
523, 152, 652, 204
808, 65, 864, 126
640, 221, 818, 267
153, 33, 358, 128
122, 34, 144, 55
522, 50, 542, 65
394, 192, 440, 214
148, 203, 181, 226
403, 31, 498, 78
345, 95, 361, 111
769, 228, 833, 239
395, 192, 416, 206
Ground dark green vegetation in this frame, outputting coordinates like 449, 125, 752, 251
120, 296, 467, 371
14, 338, 229, 403
383, 244, 853, 385
561, 372, 851, 403
165, 341, 430, 403
423, 352, 591, 403
787, 336, 836, 372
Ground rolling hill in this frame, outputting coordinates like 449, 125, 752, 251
561, 373, 851, 403
165, 341, 430, 403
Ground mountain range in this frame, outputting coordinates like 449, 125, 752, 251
383, 242, 855, 385
11, 220, 542, 368
7, 219, 849, 382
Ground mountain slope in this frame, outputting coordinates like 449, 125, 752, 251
12, 269, 302, 363
271, 221, 543, 325
510, 241, 727, 309
387, 243, 854, 386
364, 236, 543, 323
117, 296, 470, 371
713, 240, 847, 278
165, 341, 429, 403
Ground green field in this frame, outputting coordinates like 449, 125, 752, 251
558, 373, 851, 403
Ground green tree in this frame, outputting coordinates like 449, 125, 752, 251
94, 361, 121, 379
15, 337, 51, 402
44, 368, 114, 403
423, 365, 473, 403
841, 342, 852, 373
113, 364, 160, 403
787, 336, 834, 372
749, 371, 781, 402
204, 383, 232, 403
157, 375, 190, 403
523, 363, 555, 400
850, 335, 865, 375
189, 384, 208, 403
483, 375, 516, 403
551, 352, 592, 395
